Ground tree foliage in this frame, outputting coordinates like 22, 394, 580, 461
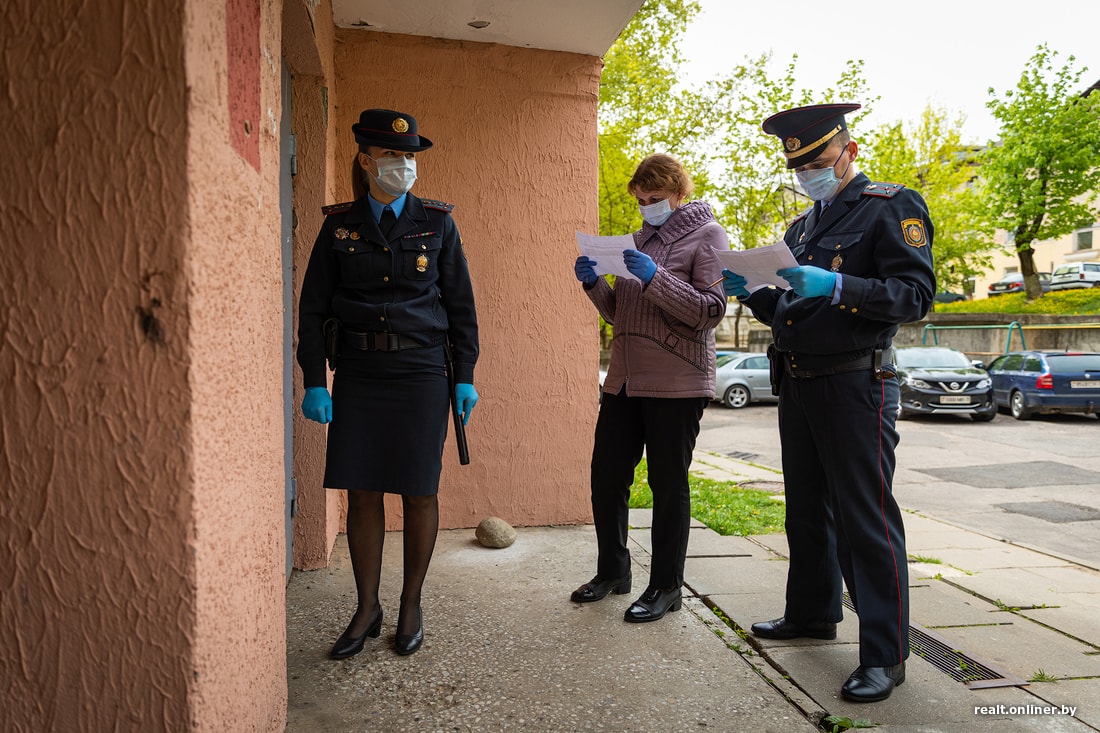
980, 44, 1100, 300
861, 105, 991, 297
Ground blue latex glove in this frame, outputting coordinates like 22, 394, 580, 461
455, 382, 479, 425
777, 266, 837, 298
302, 386, 332, 424
623, 249, 657, 285
722, 269, 749, 298
574, 256, 598, 286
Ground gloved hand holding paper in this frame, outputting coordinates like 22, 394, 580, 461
575, 232, 640, 282
714, 242, 800, 293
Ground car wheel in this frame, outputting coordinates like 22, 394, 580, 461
1009, 390, 1032, 420
722, 384, 750, 409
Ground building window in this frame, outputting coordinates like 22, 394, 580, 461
1076, 229, 1094, 250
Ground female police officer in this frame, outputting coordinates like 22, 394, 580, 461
297, 108, 479, 658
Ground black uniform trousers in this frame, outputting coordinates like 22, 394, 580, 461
779, 368, 909, 667
590, 388, 707, 589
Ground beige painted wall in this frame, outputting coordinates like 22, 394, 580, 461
0, 1, 196, 729
327, 31, 603, 530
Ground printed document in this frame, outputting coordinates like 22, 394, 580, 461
575, 232, 640, 282
714, 242, 799, 293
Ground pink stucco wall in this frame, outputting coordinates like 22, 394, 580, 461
0, 0, 196, 729
329, 31, 603, 531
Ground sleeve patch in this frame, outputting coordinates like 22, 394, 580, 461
321, 201, 354, 215
421, 198, 455, 213
862, 182, 906, 198
901, 218, 927, 247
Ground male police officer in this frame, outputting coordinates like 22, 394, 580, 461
722, 104, 935, 702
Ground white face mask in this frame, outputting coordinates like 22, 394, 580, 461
639, 197, 674, 226
369, 155, 417, 197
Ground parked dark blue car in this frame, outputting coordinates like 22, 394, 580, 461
895, 346, 996, 421
986, 350, 1100, 420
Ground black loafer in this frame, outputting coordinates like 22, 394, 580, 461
624, 586, 682, 623
394, 607, 424, 656
330, 611, 383, 660
570, 573, 632, 603
750, 616, 837, 640
841, 663, 906, 702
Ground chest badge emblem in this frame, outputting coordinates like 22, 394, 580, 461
416, 254, 429, 272
831, 254, 843, 271
335, 228, 349, 240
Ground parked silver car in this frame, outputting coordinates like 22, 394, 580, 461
1050, 262, 1100, 291
714, 352, 777, 409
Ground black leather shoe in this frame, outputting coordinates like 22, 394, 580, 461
330, 610, 383, 660
750, 616, 837, 640
570, 573, 632, 603
394, 607, 424, 656
841, 663, 906, 702
624, 586, 682, 623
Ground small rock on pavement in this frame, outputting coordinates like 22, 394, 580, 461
475, 517, 516, 548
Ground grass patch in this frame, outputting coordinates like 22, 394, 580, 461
908, 554, 942, 564
936, 288, 1100, 316
628, 458, 786, 536
1030, 669, 1058, 683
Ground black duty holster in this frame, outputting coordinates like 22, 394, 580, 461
766, 343, 783, 396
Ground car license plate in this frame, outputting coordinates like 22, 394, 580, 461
940, 395, 970, 404
1070, 381, 1098, 389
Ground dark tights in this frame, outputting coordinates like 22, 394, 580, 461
344, 490, 439, 638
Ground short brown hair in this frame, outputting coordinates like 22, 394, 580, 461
628, 154, 694, 199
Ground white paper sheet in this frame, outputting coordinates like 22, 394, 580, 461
575, 231, 640, 282
714, 242, 799, 293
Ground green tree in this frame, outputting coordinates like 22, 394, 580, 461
980, 44, 1100, 300
861, 105, 991, 299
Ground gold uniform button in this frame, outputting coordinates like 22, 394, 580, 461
786, 319, 793, 325
839, 304, 846, 310
379, 316, 385, 322
420, 244, 427, 250
835, 244, 841, 249
348, 246, 355, 252
851, 308, 858, 313
807, 255, 814, 261
383, 276, 390, 282
383, 247, 389, 252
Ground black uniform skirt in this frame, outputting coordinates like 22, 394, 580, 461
324, 344, 449, 495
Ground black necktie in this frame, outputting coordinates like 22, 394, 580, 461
379, 207, 396, 237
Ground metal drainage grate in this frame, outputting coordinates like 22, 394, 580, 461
725, 450, 758, 461
842, 593, 1027, 689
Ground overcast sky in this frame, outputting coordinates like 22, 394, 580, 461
679, 0, 1100, 144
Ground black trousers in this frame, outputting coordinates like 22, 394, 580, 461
779, 369, 908, 666
590, 388, 707, 589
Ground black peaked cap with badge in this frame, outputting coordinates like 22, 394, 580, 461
762, 103, 861, 169
352, 108, 434, 153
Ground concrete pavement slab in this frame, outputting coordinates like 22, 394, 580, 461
1026, 678, 1100, 730
950, 566, 1100, 608
908, 578, 1013, 629
943, 620, 1100, 681
1020, 604, 1100, 647
287, 528, 816, 733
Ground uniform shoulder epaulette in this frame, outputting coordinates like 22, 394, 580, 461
421, 198, 455, 213
790, 206, 813, 225
321, 201, 354, 215
862, 182, 906, 198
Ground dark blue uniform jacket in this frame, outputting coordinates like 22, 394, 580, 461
744, 173, 935, 356
297, 193, 479, 388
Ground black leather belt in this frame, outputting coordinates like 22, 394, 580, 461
782, 348, 894, 379
341, 330, 437, 352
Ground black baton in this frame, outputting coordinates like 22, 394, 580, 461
443, 337, 470, 465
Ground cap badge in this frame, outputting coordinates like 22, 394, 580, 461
392, 117, 410, 133
335, 228, 349, 240
785, 137, 802, 152
416, 254, 428, 272
901, 218, 927, 247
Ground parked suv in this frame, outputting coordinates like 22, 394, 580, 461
895, 346, 996, 421
1050, 262, 1100, 290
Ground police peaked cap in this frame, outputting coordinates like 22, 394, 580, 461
352, 108, 434, 153
762, 103, 860, 168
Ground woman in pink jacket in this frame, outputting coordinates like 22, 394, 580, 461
571, 154, 728, 622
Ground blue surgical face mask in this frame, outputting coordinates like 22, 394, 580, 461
795, 145, 851, 202
639, 197, 674, 226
